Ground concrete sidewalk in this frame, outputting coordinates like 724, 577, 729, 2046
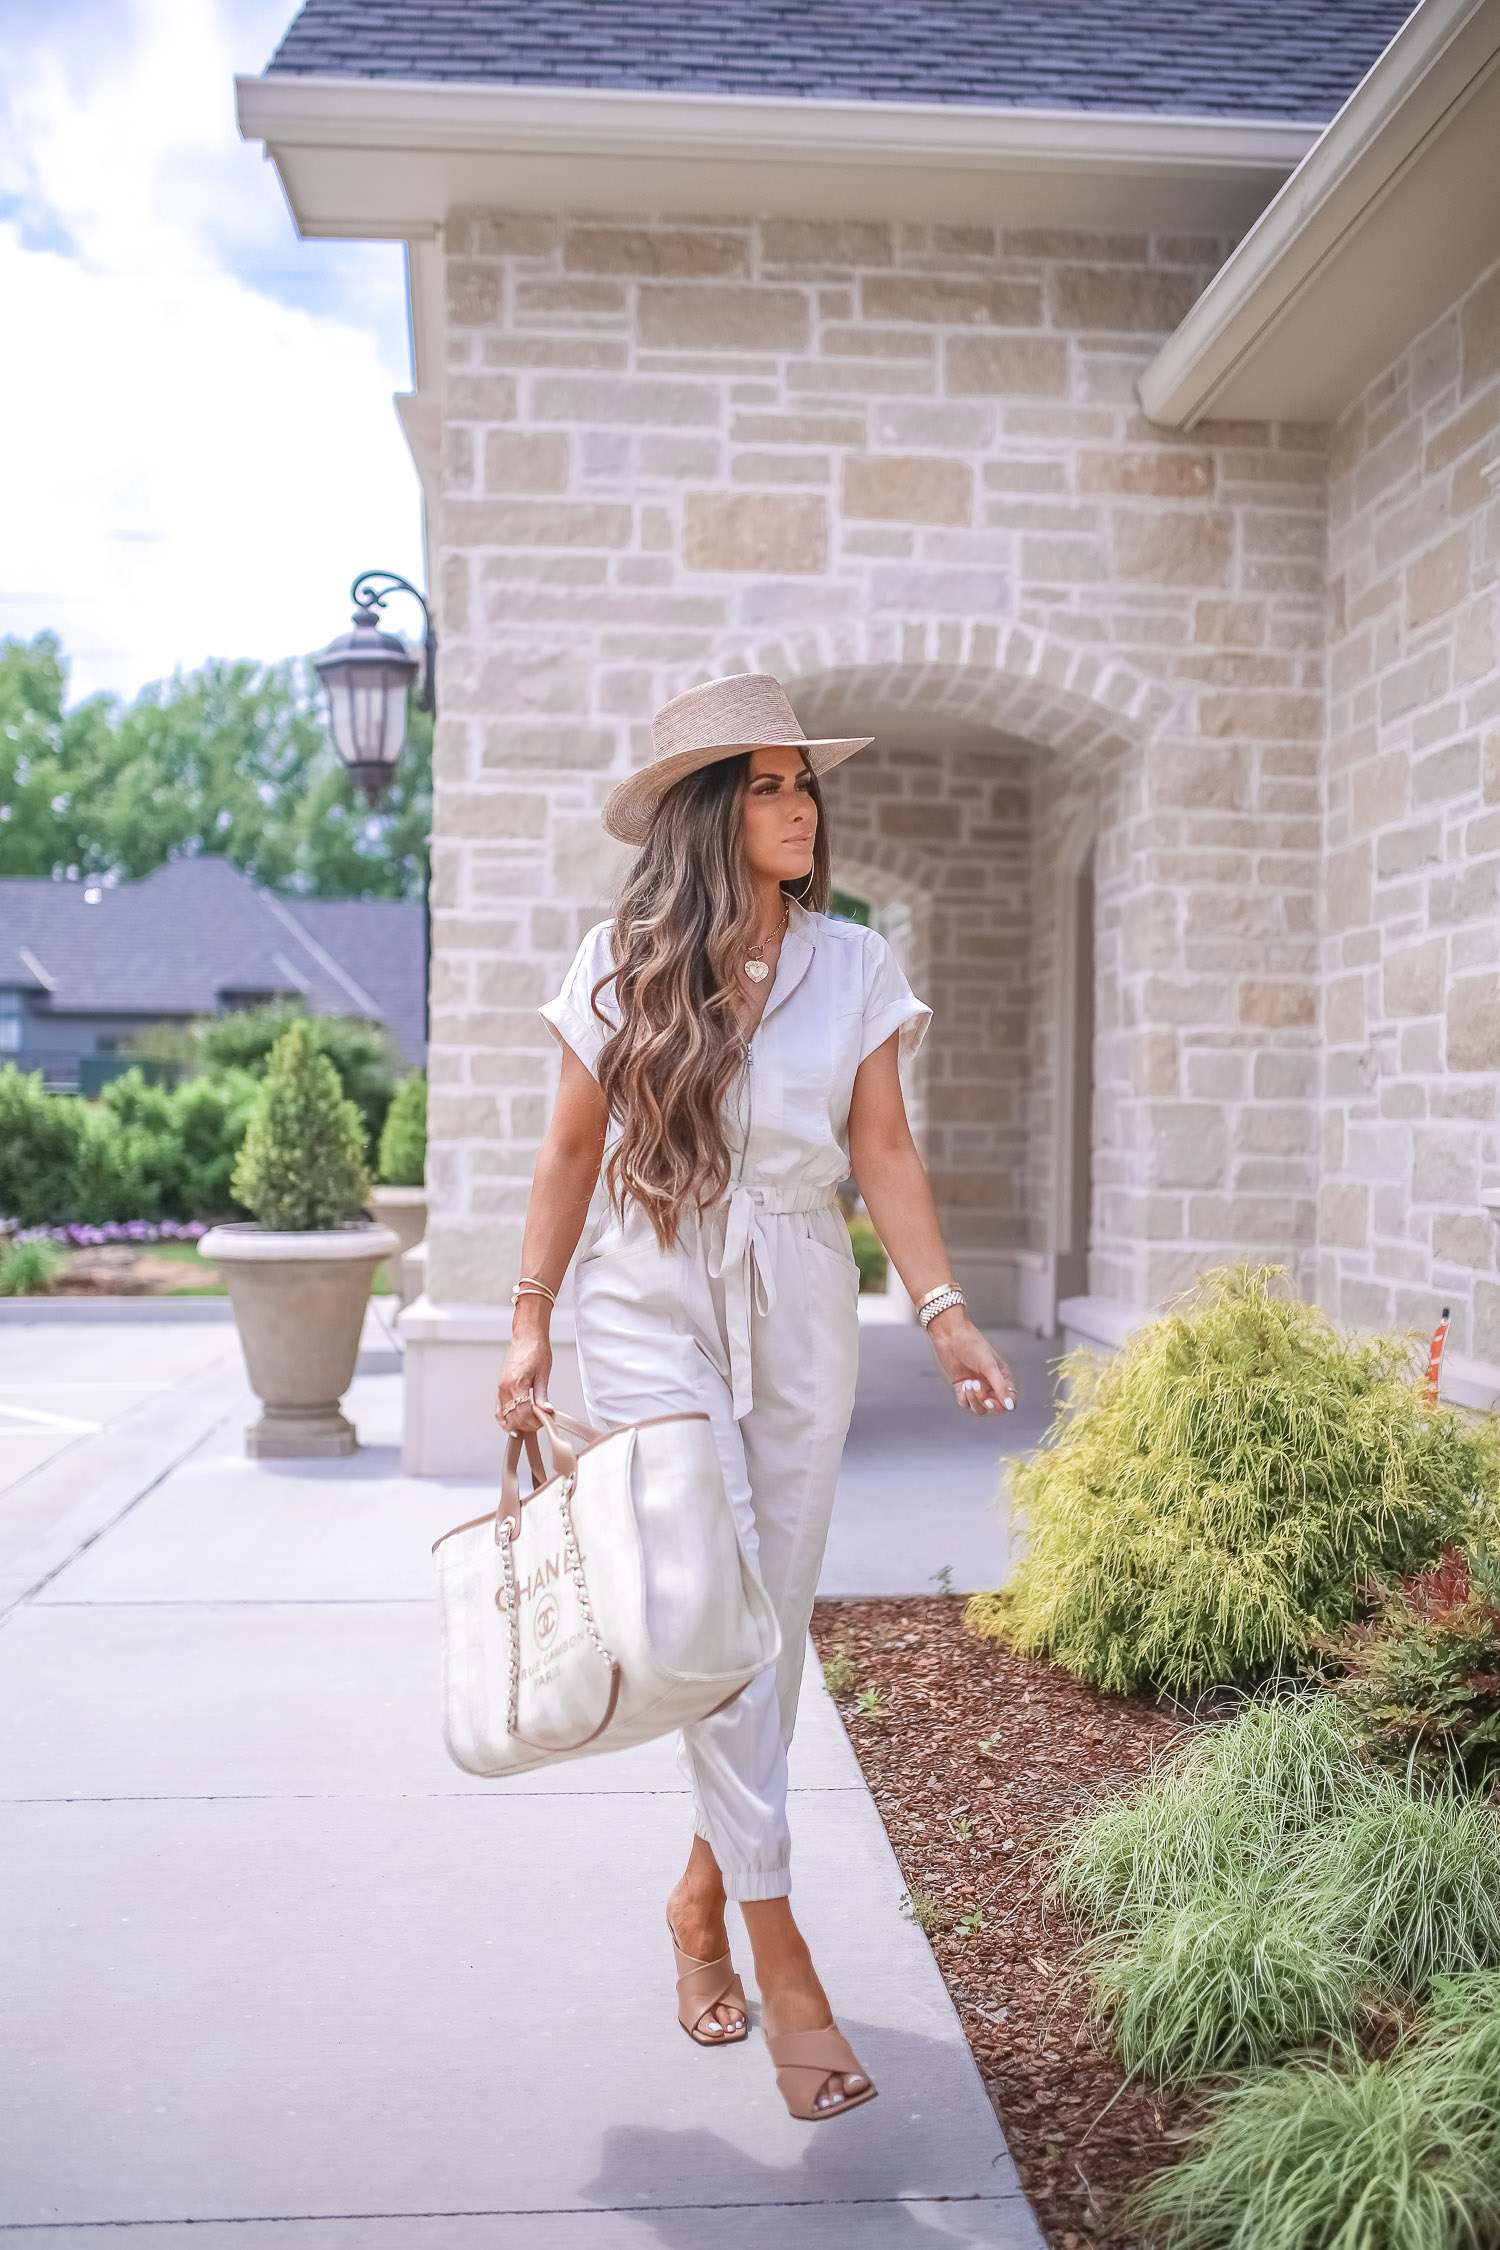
0, 1314, 1045, 2247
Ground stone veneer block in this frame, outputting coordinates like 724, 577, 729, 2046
639, 285, 812, 354
945, 336, 1069, 396
841, 455, 972, 525
682, 492, 827, 574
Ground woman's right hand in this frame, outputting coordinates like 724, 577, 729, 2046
498, 1322, 552, 1436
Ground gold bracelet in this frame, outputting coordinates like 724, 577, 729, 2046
916, 1283, 958, 1313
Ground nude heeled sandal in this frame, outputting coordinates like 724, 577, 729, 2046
668, 1916, 749, 2046
766, 2024, 879, 2121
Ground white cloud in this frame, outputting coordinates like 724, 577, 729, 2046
0, 0, 424, 703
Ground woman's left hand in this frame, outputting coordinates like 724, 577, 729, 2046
927, 1313, 1017, 1416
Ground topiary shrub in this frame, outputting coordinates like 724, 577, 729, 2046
377, 1068, 426, 1186
967, 1265, 1500, 1696
230, 1021, 370, 1231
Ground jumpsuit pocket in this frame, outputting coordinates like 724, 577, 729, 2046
799, 1225, 862, 1304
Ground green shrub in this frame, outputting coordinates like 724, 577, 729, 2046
99, 1068, 260, 1221
0, 1238, 62, 1295
0, 1066, 91, 1224
0, 1065, 145, 1224
1318, 1546, 1500, 1792
377, 1068, 426, 1186
1131, 1978, 1500, 2249
969, 1265, 1500, 1695
846, 1212, 887, 1293
231, 1020, 370, 1231
199, 1001, 401, 1143
166, 1071, 261, 1217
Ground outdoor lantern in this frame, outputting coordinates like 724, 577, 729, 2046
315, 570, 436, 807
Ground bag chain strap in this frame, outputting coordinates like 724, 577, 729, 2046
497, 1514, 521, 1737
496, 1473, 615, 1741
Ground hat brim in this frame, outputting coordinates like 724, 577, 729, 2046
601, 735, 872, 846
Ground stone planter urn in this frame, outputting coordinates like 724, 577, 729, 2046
368, 1185, 427, 1265
199, 1221, 400, 1458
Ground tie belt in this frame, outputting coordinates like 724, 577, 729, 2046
705, 1182, 841, 1420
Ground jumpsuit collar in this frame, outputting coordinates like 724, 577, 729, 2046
755, 902, 816, 1034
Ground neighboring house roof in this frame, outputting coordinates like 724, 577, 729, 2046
0, 859, 426, 1065
266, 0, 1415, 123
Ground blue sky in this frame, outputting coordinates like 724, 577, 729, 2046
0, 0, 426, 703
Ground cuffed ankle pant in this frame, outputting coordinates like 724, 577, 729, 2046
573, 1186, 860, 1901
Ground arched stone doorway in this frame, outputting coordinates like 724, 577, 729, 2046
699, 636, 1153, 1334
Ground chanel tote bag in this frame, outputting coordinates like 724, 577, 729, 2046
433, 1405, 781, 1778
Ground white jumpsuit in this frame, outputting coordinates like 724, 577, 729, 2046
540, 903, 930, 1901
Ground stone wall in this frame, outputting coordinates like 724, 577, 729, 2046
1319, 254, 1500, 1366
429, 209, 1330, 1319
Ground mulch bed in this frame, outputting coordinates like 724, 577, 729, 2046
809, 1595, 1195, 2249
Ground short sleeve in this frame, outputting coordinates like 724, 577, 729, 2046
859, 931, 931, 1065
539, 923, 617, 1080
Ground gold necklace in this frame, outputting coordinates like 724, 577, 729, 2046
743, 900, 790, 985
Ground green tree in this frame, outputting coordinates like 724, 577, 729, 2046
232, 1021, 371, 1232
0, 631, 430, 901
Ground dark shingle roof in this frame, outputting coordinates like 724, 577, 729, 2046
0, 859, 425, 1065
265, 0, 1415, 124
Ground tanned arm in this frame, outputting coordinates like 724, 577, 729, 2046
497, 1043, 609, 1435
847, 1032, 1016, 1415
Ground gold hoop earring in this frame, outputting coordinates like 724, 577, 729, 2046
784, 871, 815, 904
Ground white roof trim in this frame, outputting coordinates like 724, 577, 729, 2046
1140, 0, 1500, 427
235, 73, 1319, 239
236, 72, 1317, 175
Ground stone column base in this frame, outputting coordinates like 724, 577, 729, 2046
246, 1406, 358, 1459
396, 1296, 591, 1478
948, 1249, 1058, 1334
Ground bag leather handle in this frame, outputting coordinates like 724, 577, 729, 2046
496, 1404, 604, 1543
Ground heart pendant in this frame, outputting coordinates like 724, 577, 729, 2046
744, 958, 770, 982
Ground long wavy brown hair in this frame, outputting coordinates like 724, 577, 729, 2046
593, 752, 831, 1247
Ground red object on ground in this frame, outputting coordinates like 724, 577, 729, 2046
1425, 1307, 1451, 1403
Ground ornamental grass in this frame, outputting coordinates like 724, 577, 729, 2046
1059, 1697, 1500, 2090
967, 1265, 1500, 1696
1130, 1975, 1500, 2250
1056, 1693, 1362, 1937
1094, 1879, 1362, 2084
1299, 1789, 1500, 1997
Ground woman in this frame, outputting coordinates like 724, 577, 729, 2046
499, 672, 1016, 2124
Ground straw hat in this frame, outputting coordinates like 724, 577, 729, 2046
601, 673, 871, 846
